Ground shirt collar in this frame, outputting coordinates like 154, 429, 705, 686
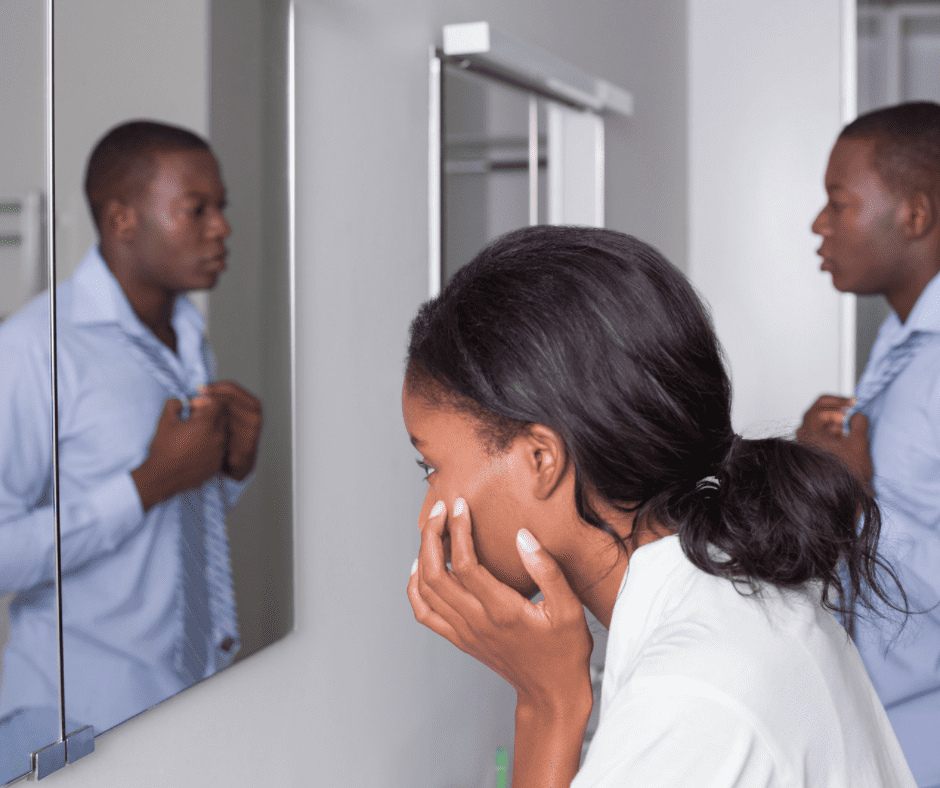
70, 245, 205, 340
905, 269, 940, 336
876, 268, 940, 350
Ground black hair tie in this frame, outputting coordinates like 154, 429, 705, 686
695, 434, 741, 494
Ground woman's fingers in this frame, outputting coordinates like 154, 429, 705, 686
413, 501, 476, 635
407, 564, 466, 647
446, 498, 530, 616
515, 529, 584, 619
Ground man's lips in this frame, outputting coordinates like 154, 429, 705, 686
202, 253, 227, 273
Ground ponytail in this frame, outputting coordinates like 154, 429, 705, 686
645, 436, 907, 635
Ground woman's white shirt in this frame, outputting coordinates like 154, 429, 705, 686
572, 535, 916, 788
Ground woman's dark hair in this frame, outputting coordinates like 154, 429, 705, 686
406, 225, 907, 634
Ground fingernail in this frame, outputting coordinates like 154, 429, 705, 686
453, 498, 466, 517
410, 558, 418, 576
430, 500, 445, 518
517, 528, 538, 554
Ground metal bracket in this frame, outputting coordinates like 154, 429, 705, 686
66, 726, 95, 764
28, 727, 95, 780
29, 742, 65, 781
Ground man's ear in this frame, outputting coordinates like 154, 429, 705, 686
522, 423, 570, 501
101, 198, 138, 244
900, 190, 937, 241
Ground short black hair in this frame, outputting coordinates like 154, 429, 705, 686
406, 225, 908, 633
840, 101, 940, 197
84, 119, 211, 234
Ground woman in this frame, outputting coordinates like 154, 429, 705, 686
404, 226, 915, 787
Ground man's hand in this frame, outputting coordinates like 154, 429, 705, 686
197, 381, 262, 481
796, 395, 873, 486
131, 396, 229, 511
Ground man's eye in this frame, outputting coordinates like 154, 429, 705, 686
191, 204, 206, 217
415, 458, 435, 481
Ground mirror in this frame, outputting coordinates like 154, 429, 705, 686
442, 64, 550, 282
0, 1, 61, 782
0, 1, 293, 780
433, 23, 626, 291
856, 0, 940, 378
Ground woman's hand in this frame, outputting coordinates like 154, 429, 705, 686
407, 497, 594, 719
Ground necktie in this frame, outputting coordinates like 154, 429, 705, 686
844, 330, 927, 429
122, 325, 240, 682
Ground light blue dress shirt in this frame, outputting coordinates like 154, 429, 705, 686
853, 271, 940, 788
0, 246, 246, 779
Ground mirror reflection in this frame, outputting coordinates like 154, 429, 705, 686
0, 2, 293, 781
443, 63, 548, 282
0, 1, 59, 782
438, 45, 608, 287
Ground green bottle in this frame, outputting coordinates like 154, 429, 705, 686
496, 747, 508, 788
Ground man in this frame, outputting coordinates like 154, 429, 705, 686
0, 120, 261, 778
798, 102, 940, 788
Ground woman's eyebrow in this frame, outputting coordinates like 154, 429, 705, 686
409, 434, 423, 448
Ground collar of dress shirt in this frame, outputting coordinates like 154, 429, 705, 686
70, 245, 205, 343
865, 269, 940, 369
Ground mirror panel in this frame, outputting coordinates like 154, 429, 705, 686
0, 0, 62, 782
442, 63, 548, 283
48, 0, 291, 750
52, 0, 216, 741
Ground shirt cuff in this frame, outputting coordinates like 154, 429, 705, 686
85, 472, 146, 551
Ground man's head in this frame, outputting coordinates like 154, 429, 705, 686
812, 102, 940, 316
85, 120, 211, 235
86, 120, 230, 294
840, 101, 940, 200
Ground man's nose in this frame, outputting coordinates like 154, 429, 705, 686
209, 207, 231, 239
811, 208, 827, 236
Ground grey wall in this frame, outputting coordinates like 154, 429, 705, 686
40, 1, 687, 786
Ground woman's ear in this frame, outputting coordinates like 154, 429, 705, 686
522, 424, 570, 501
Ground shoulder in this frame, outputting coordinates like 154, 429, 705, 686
591, 546, 912, 786
601, 540, 879, 780
0, 291, 53, 347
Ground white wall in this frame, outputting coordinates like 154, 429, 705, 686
35, 1, 688, 787
688, 0, 850, 434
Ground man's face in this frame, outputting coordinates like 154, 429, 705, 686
130, 148, 230, 293
811, 136, 907, 296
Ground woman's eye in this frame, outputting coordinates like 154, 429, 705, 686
415, 458, 435, 481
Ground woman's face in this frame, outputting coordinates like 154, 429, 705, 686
401, 383, 542, 598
